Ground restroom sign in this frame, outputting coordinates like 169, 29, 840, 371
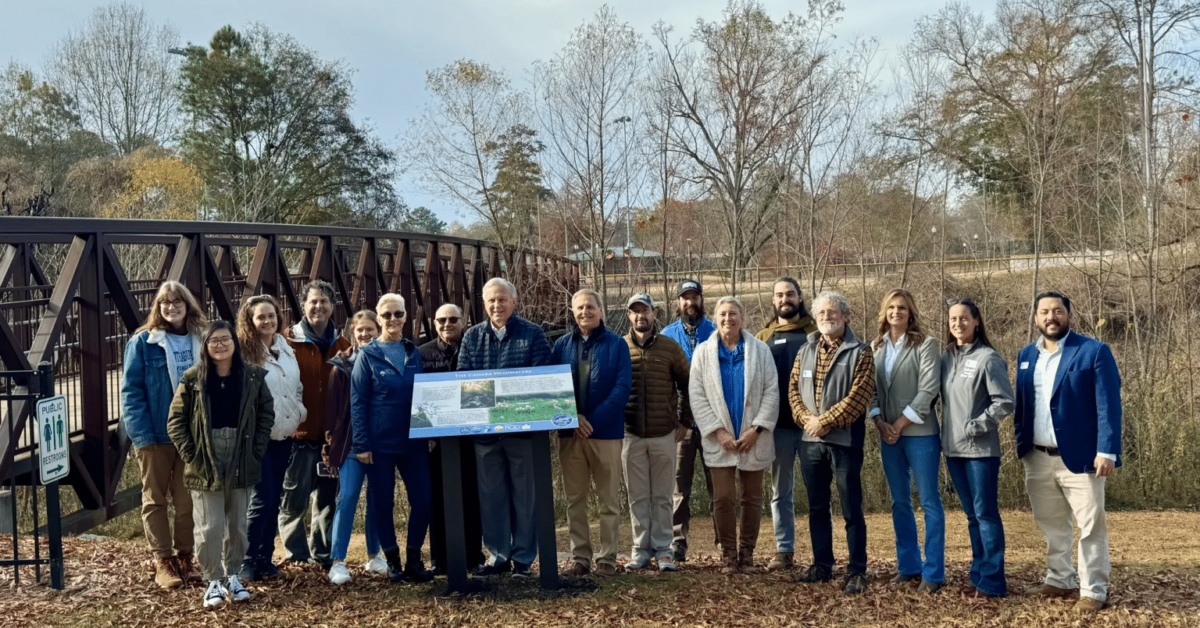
36, 395, 70, 484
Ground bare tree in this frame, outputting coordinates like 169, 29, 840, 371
533, 6, 648, 299
653, 0, 832, 295
48, 2, 179, 154
405, 60, 530, 254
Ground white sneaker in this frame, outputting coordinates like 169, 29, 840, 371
328, 561, 352, 585
365, 554, 388, 576
226, 574, 251, 602
203, 579, 227, 608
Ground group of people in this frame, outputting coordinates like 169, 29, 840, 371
120, 273, 1122, 615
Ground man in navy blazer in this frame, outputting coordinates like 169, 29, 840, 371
1014, 291, 1121, 614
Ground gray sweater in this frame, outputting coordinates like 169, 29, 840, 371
939, 341, 1014, 458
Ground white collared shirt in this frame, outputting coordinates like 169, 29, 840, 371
1032, 331, 1067, 448
491, 322, 507, 341
869, 333, 922, 424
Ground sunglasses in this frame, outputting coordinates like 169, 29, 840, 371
378, 310, 406, 319
436, 316, 461, 325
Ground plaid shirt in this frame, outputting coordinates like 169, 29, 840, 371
807, 334, 875, 430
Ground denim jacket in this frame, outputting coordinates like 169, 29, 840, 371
350, 338, 423, 456
121, 328, 201, 449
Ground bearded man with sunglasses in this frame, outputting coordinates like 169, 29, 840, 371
418, 304, 484, 573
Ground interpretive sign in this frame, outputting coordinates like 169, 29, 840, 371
409, 364, 579, 438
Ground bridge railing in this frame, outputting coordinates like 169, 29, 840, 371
0, 217, 579, 533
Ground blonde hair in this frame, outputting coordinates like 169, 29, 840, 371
135, 280, 207, 336
344, 310, 381, 347
376, 293, 406, 313
873, 288, 926, 348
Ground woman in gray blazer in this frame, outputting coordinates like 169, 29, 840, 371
869, 289, 944, 592
941, 298, 1013, 598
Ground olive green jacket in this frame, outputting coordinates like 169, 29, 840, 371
167, 364, 275, 491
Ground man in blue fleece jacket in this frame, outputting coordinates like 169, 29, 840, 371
553, 288, 632, 577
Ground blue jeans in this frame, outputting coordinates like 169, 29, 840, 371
244, 439, 291, 564
475, 435, 537, 566
880, 434, 945, 583
769, 429, 804, 553
367, 443, 433, 555
330, 457, 381, 562
946, 456, 1007, 596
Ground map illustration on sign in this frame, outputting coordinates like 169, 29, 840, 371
410, 364, 579, 438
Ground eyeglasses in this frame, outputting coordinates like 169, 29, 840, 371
206, 336, 234, 347
160, 299, 185, 311
378, 311, 406, 319
435, 316, 461, 325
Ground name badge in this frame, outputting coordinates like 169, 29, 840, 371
775, 338, 787, 345
1019, 361, 1030, 370
802, 370, 813, 378
961, 359, 978, 379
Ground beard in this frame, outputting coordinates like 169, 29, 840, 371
775, 302, 799, 320
633, 318, 653, 333
1038, 320, 1070, 341
818, 320, 844, 337
677, 302, 705, 325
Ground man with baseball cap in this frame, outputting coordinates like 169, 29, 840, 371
661, 279, 716, 562
622, 293, 691, 572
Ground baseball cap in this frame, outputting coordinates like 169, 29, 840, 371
626, 293, 654, 310
675, 279, 702, 298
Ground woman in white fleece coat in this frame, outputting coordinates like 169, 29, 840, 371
689, 296, 779, 574
236, 295, 306, 579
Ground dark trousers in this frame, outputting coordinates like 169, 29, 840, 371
244, 439, 292, 564
946, 456, 1007, 596
278, 440, 338, 564
671, 428, 714, 553
367, 442, 433, 556
799, 441, 867, 575
430, 439, 484, 570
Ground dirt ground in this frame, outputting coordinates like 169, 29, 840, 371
2, 510, 1199, 627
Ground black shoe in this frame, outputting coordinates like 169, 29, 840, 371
671, 546, 687, 563
237, 561, 259, 582
256, 559, 280, 579
794, 564, 832, 584
890, 572, 921, 585
404, 551, 434, 583
472, 561, 511, 577
511, 562, 532, 579
309, 557, 333, 570
842, 573, 868, 595
385, 549, 405, 583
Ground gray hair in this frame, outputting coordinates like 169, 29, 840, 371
435, 303, 464, 317
571, 288, 604, 311
714, 295, 744, 315
813, 291, 851, 317
482, 277, 518, 301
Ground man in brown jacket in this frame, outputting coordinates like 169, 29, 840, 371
623, 293, 691, 572
279, 280, 351, 569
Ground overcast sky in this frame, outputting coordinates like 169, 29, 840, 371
3, 0, 993, 223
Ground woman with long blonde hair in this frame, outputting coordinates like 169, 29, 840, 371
869, 288, 944, 592
120, 280, 207, 588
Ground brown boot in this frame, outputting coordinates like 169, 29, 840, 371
175, 553, 203, 583
721, 551, 739, 575
767, 552, 794, 572
738, 547, 755, 569
154, 557, 184, 589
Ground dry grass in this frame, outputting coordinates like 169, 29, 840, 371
2, 510, 1198, 627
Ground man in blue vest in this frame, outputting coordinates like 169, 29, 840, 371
1015, 291, 1121, 614
661, 279, 716, 562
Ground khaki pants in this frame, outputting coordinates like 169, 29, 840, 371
1023, 449, 1111, 601
560, 437, 623, 568
134, 444, 193, 559
622, 433, 676, 561
710, 466, 765, 556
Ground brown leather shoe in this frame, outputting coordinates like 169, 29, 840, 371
154, 557, 183, 589
720, 555, 739, 575
594, 562, 617, 577
175, 553, 203, 583
562, 561, 590, 577
767, 552, 793, 572
738, 548, 755, 569
1027, 583, 1077, 598
1073, 598, 1106, 613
